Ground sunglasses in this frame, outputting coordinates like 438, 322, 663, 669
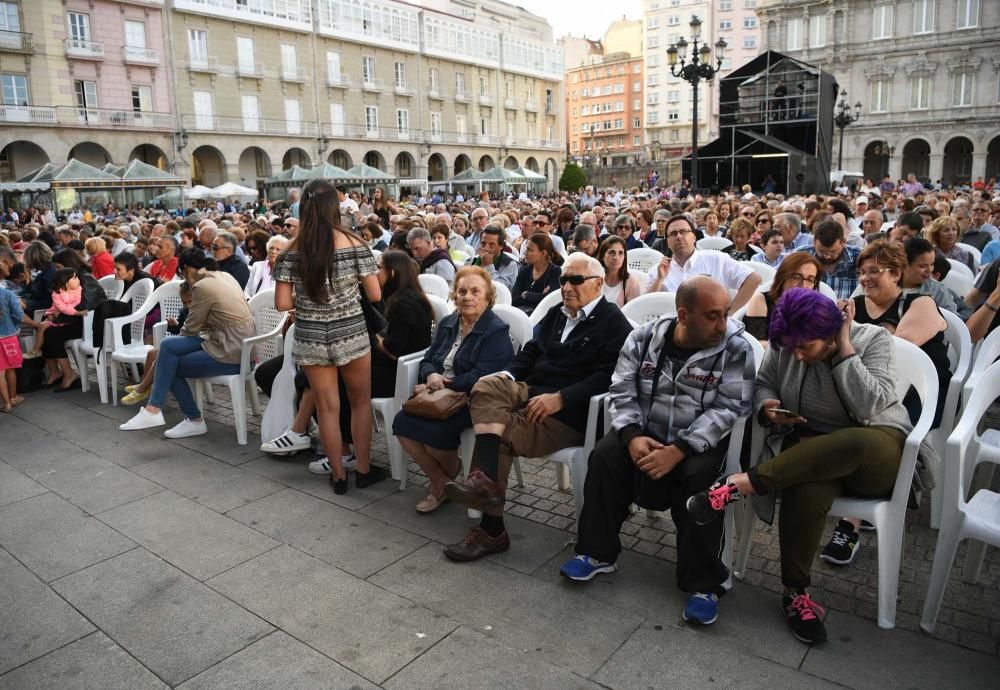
559, 275, 601, 286
615, 225, 631, 230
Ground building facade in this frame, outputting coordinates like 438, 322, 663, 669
758, 0, 1000, 186
0, 0, 564, 194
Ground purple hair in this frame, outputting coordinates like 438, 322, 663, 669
768, 287, 843, 349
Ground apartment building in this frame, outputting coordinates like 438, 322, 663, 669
0, 0, 564, 193
758, 0, 1000, 185
566, 52, 646, 167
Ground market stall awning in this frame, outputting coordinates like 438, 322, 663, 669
44, 159, 123, 188
447, 168, 485, 183
301, 163, 353, 181
185, 185, 215, 200
0, 181, 50, 192
346, 163, 397, 183
477, 166, 529, 184
119, 159, 185, 187
515, 167, 547, 182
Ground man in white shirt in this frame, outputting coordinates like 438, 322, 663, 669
646, 215, 761, 312
336, 185, 360, 225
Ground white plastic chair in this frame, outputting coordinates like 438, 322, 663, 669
920, 359, 1000, 632
746, 261, 777, 283
528, 289, 564, 327
956, 242, 982, 270
621, 292, 677, 324
191, 289, 286, 445
817, 280, 837, 301
947, 258, 975, 282
493, 281, 512, 306
963, 325, 1000, 409
106, 281, 185, 406
425, 294, 453, 338
417, 273, 450, 300
374, 348, 427, 489
626, 247, 663, 275
941, 268, 973, 298
491, 304, 532, 349
697, 236, 733, 251
452, 250, 470, 263
734, 338, 938, 629
97, 275, 124, 301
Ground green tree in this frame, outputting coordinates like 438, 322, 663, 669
559, 162, 587, 192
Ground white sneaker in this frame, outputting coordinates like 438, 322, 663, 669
342, 454, 357, 472
260, 428, 311, 455
164, 418, 208, 439
308, 454, 356, 475
120, 407, 165, 431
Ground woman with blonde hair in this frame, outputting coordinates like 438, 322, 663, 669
85, 236, 114, 278
926, 216, 975, 273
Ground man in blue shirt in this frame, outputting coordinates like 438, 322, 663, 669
775, 212, 812, 253
796, 217, 860, 298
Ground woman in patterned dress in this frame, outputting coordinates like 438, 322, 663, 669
274, 179, 385, 495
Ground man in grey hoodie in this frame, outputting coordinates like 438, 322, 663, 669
559, 276, 756, 627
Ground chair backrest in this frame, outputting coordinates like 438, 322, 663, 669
626, 247, 662, 274
453, 250, 469, 263
621, 292, 677, 324
98, 275, 124, 301
426, 294, 452, 335
947, 359, 1000, 516
529, 288, 564, 327
935, 308, 973, 442
247, 288, 285, 363
886, 338, 939, 510
697, 236, 733, 250
941, 269, 973, 298
120, 278, 154, 345
491, 304, 532, 352
947, 258, 975, 281
749, 243, 765, 255
417, 273, 450, 300
956, 242, 982, 269
817, 280, 837, 301
963, 324, 1000, 408
746, 261, 776, 283
493, 281, 512, 306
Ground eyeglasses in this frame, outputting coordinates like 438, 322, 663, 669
756, 218, 770, 225
667, 228, 693, 238
857, 267, 891, 280
559, 274, 601, 286
741, 212, 753, 217
615, 225, 631, 231
784, 272, 817, 285
211, 243, 227, 251
862, 219, 880, 225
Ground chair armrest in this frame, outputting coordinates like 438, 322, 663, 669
239, 314, 288, 375
582, 393, 606, 458
152, 322, 167, 347
108, 305, 154, 350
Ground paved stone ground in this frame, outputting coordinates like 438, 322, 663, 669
1, 383, 999, 689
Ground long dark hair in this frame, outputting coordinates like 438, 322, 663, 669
52, 248, 93, 275
52, 268, 79, 292
598, 235, 630, 286
527, 232, 563, 266
290, 178, 353, 303
380, 250, 429, 318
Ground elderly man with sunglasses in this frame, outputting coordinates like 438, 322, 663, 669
443, 253, 633, 561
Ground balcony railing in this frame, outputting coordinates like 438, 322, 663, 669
123, 45, 159, 64
326, 74, 352, 88
172, 0, 312, 33
0, 105, 58, 124
65, 38, 105, 59
182, 113, 317, 136
361, 78, 385, 92
0, 104, 175, 129
237, 62, 265, 78
427, 87, 447, 100
281, 66, 307, 82
188, 57, 220, 73
503, 98, 520, 110
0, 30, 33, 52
477, 134, 499, 145
477, 93, 494, 107
393, 83, 414, 96
524, 100, 539, 112
453, 91, 470, 103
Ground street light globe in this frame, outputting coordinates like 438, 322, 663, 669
666, 45, 678, 66
699, 43, 712, 61
715, 38, 727, 61
689, 15, 702, 37
676, 37, 688, 51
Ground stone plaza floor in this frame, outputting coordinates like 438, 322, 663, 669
1, 383, 999, 689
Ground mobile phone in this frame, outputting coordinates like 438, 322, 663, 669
772, 408, 800, 418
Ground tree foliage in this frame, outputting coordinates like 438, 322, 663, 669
559, 162, 587, 192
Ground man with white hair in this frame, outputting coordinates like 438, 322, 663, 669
580, 185, 598, 209
287, 188, 300, 219
443, 252, 633, 561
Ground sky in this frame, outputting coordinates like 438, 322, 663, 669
510, 0, 645, 40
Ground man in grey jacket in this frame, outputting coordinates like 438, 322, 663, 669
559, 276, 756, 626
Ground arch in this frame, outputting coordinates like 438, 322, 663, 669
394, 151, 415, 178
862, 140, 890, 183
363, 150, 386, 171
524, 156, 540, 173
238, 146, 272, 186
503, 155, 519, 170
427, 153, 446, 181
328, 148, 352, 169
986, 135, 1000, 183
191, 145, 226, 187
453, 154, 472, 176
478, 154, 495, 171
942, 136, 974, 186
900, 138, 930, 182
0, 140, 49, 181
282, 148, 311, 170
544, 158, 559, 192
128, 144, 168, 170
68, 141, 112, 167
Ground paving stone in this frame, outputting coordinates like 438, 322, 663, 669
0, 632, 167, 690
0, 460, 47, 508
227, 488, 427, 578
384, 625, 600, 689
0, 548, 94, 675
207, 545, 454, 684
98, 491, 280, 581
369, 543, 642, 676
241, 455, 399, 511
0, 492, 135, 582
51, 548, 272, 686
177, 631, 376, 690
163, 423, 268, 466
131, 452, 284, 513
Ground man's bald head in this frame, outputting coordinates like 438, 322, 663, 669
676, 276, 731, 348
676, 275, 728, 311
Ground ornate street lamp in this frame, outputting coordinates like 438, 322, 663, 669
667, 15, 726, 192
834, 90, 862, 170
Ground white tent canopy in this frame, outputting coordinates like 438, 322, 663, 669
184, 185, 215, 200
212, 182, 259, 198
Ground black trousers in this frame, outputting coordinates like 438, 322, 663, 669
576, 433, 730, 597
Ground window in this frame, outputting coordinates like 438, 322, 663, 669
242, 94, 260, 132
192, 90, 213, 129
744, 0, 756, 7
480, 117, 489, 135
633, 117, 641, 127
648, 35, 659, 49
581, 104, 590, 115
787, 18, 803, 50
456, 113, 466, 137
910, 75, 930, 109
613, 118, 623, 129
582, 123, 591, 133
430, 111, 442, 136
455, 72, 465, 95
809, 14, 826, 47
667, 90, 680, 102
633, 98, 641, 110
615, 101, 624, 111
1, 73, 28, 105
614, 83, 625, 93
581, 87, 589, 98
394, 61, 406, 88
719, 20, 732, 31
74, 79, 98, 110
602, 85, 612, 95
872, 5, 892, 39
330, 103, 345, 136
365, 105, 379, 134
743, 17, 757, 29
284, 99, 301, 134
670, 130, 679, 141
953, 72, 973, 106
870, 80, 889, 112
668, 110, 679, 121
327, 51, 341, 82
647, 17, 659, 28
956, 0, 978, 29
647, 111, 659, 124
743, 36, 757, 49
237, 37, 255, 72
505, 119, 513, 138
131, 85, 151, 113
667, 15, 679, 26
429, 68, 440, 91
647, 74, 659, 86
603, 120, 612, 131
188, 29, 208, 65
396, 108, 409, 136
633, 63, 642, 73
647, 93, 660, 105
633, 135, 641, 145
282, 44, 298, 78
913, 0, 934, 33
67, 12, 90, 42
0, 2, 21, 32
362, 56, 375, 84
479, 75, 489, 97
124, 20, 145, 48
648, 55, 660, 68
633, 81, 641, 92
720, 0, 733, 9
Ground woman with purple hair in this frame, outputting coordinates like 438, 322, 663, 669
686, 287, 914, 646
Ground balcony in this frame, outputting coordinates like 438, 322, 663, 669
361, 78, 384, 92
281, 66, 307, 83
326, 74, 352, 88
393, 82, 414, 97
172, 0, 313, 34
477, 93, 494, 107
545, 103, 558, 115
60, 107, 176, 130
428, 132, 442, 143
0, 105, 57, 124
524, 100, 539, 112
427, 87, 447, 100
65, 38, 104, 60
123, 45, 159, 65
181, 113, 317, 136
0, 30, 33, 52
477, 134, 499, 146
237, 62, 265, 78
454, 91, 470, 103
188, 57, 220, 73
503, 97, 520, 110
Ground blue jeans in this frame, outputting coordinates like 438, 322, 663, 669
150, 335, 240, 420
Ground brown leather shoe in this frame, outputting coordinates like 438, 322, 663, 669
443, 526, 510, 562
444, 470, 505, 510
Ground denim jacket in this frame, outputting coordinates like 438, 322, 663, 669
419, 309, 513, 393
0, 287, 24, 338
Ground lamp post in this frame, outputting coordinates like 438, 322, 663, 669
833, 90, 862, 170
667, 16, 726, 193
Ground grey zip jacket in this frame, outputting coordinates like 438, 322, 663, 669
610, 316, 756, 455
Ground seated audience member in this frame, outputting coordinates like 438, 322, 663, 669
751, 229, 785, 268
560, 277, 755, 627
245, 235, 288, 299
119, 249, 255, 438
146, 236, 179, 283
866, 211, 923, 244
901, 237, 972, 320
119, 281, 193, 405
926, 216, 975, 273
598, 236, 643, 307
686, 288, 923, 645
797, 217, 861, 299
87, 237, 114, 278
647, 215, 761, 311
465, 225, 519, 290
744, 252, 822, 345
20, 241, 56, 313
699, 210, 725, 239
511, 233, 562, 314
361, 221, 388, 252
408, 227, 456, 283
963, 255, 1000, 342
955, 202, 997, 253
613, 214, 645, 251
775, 212, 812, 252
442, 253, 633, 560
571, 224, 599, 257
211, 231, 250, 290
392, 266, 514, 513
721, 218, 755, 261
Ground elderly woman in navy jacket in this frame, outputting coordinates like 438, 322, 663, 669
393, 265, 514, 514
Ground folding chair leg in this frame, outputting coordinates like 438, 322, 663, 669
94, 353, 109, 405
874, 517, 903, 629
229, 379, 247, 445
962, 464, 995, 583
734, 499, 755, 579
110, 358, 119, 407
557, 464, 570, 491
248, 379, 261, 416
512, 458, 524, 488
920, 519, 964, 633
77, 348, 90, 394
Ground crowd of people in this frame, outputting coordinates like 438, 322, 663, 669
1, 172, 998, 647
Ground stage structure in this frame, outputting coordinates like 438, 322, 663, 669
682, 51, 838, 195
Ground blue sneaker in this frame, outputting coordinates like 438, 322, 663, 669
559, 554, 617, 582
682, 592, 719, 625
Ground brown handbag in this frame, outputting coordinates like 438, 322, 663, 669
402, 388, 468, 420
